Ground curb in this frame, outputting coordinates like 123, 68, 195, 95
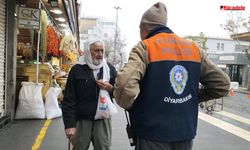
235, 90, 249, 94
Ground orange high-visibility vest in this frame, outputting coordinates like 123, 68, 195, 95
143, 33, 200, 63
129, 32, 202, 142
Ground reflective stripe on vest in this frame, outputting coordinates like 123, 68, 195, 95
143, 33, 201, 63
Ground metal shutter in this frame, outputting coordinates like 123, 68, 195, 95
0, 0, 6, 117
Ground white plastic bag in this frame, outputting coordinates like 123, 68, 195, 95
95, 89, 118, 120
45, 87, 62, 119
15, 82, 45, 119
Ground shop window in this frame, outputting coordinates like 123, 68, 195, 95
83, 30, 88, 34
228, 64, 243, 85
88, 29, 93, 34
217, 43, 224, 51
217, 43, 220, 50
220, 43, 224, 51
235, 44, 249, 52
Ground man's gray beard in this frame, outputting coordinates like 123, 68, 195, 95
93, 59, 102, 65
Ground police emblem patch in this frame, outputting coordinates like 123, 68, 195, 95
170, 65, 188, 95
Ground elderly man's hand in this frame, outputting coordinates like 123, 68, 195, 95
65, 128, 76, 141
96, 80, 113, 92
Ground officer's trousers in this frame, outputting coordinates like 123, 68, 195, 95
135, 138, 193, 150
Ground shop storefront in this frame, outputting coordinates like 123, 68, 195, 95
0, 0, 79, 127
231, 32, 250, 90
0, 0, 7, 119
207, 52, 250, 88
0, 0, 16, 127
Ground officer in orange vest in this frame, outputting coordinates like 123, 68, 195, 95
113, 2, 230, 150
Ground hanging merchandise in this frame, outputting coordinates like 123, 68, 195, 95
59, 33, 77, 64
47, 25, 60, 57
40, 10, 48, 62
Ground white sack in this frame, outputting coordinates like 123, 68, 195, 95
15, 82, 45, 119
45, 87, 62, 119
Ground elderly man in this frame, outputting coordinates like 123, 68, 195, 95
62, 40, 117, 150
113, 2, 230, 150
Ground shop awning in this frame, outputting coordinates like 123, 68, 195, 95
231, 32, 250, 42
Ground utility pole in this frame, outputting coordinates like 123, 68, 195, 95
113, 6, 121, 66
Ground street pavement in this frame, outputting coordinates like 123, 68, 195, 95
0, 92, 249, 150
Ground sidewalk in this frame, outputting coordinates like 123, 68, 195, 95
0, 100, 250, 150
0, 92, 249, 149
0, 106, 132, 150
235, 87, 249, 94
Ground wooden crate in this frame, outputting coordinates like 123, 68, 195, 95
16, 64, 52, 100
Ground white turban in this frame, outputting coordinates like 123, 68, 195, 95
78, 40, 110, 81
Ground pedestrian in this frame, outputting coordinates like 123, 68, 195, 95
62, 40, 117, 150
113, 2, 230, 150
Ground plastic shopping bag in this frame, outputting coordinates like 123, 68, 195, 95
95, 89, 118, 120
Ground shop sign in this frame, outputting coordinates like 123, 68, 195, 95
230, 82, 239, 90
208, 54, 219, 59
18, 7, 40, 30
219, 56, 235, 61
217, 64, 227, 68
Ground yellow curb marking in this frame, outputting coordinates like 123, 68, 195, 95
32, 119, 52, 150
199, 112, 250, 142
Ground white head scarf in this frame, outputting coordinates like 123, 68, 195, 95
78, 40, 110, 81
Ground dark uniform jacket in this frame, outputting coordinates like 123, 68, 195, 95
62, 63, 117, 129
114, 26, 230, 142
